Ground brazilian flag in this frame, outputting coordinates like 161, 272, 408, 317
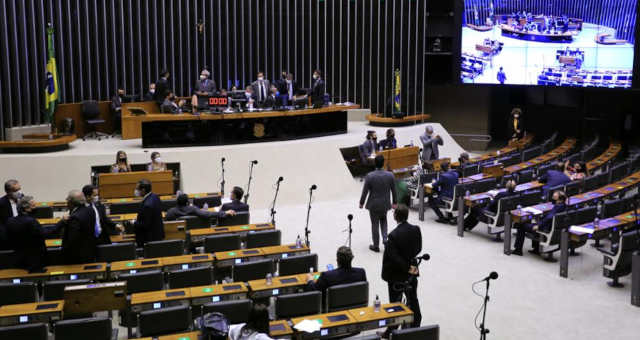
44, 26, 59, 123
393, 69, 401, 114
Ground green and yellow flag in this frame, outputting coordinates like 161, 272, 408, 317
394, 69, 401, 113
44, 26, 59, 123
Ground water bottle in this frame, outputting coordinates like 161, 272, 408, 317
309, 267, 315, 274
105, 204, 111, 216
296, 235, 303, 248
274, 270, 279, 278
594, 217, 599, 229
203, 202, 209, 210
374, 295, 381, 312
266, 273, 273, 285
497, 150, 501, 156
410, 140, 414, 146
465, 190, 471, 198
517, 205, 523, 215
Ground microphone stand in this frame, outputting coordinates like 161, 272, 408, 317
244, 162, 255, 204
270, 178, 282, 226
220, 159, 226, 196
479, 278, 492, 340
346, 217, 353, 248
304, 188, 314, 247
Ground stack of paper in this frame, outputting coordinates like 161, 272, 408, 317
569, 226, 595, 234
522, 207, 543, 215
294, 319, 322, 333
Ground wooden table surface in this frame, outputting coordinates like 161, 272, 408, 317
188, 223, 274, 238
504, 138, 576, 174
188, 282, 248, 299
0, 300, 64, 317
130, 288, 192, 306
586, 142, 621, 171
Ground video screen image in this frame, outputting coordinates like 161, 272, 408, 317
461, 0, 637, 88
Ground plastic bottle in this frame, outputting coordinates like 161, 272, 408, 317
594, 217, 599, 229
465, 190, 471, 198
374, 295, 381, 312
296, 235, 303, 248
266, 273, 272, 285
203, 202, 209, 210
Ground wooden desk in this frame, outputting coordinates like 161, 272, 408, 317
0, 263, 106, 283
130, 288, 191, 312
270, 320, 295, 339
0, 134, 77, 153
214, 244, 309, 267
110, 258, 164, 279
366, 113, 432, 127
451, 134, 534, 168
188, 283, 249, 306
379, 146, 420, 177
0, 300, 64, 326
98, 170, 173, 199
248, 273, 319, 299
261, 244, 312, 261
139, 328, 291, 340
348, 303, 414, 332
54, 101, 114, 137
164, 220, 187, 242
464, 181, 544, 208
46, 234, 135, 249
38, 213, 138, 226
291, 310, 360, 339
187, 223, 274, 243
161, 254, 214, 271
504, 138, 576, 174
586, 142, 621, 172
63, 281, 127, 316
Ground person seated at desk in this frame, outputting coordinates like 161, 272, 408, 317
82, 185, 122, 245
564, 160, 588, 181
6, 196, 47, 272
143, 83, 156, 101
378, 128, 397, 150
243, 85, 257, 110
133, 179, 164, 247
309, 69, 326, 108
165, 193, 236, 221
456, 152, 471, 177
160, 91, 185, 114
539, 161, 571, 198
260, 85, 280, 109
191, 68, 217, 113
111, 150, 132, 173
428, 161, 459, 224
57, 190, 100, 264
147, 151, 167, 172
228, 304, 274, 340
305, 246, 366, 292
464, 180, 518, 231
252, 71, 271, 107
512, 190, 567, 256
220, 186, 249, 213
0, 179, 22, 227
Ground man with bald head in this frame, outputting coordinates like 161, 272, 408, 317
420, 125, 443, 162
56, 189, 99, 264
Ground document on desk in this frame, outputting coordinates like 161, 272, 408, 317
569, 226, 595, 234
522, 207, 543, 215
487, 190, 500, 197
294, 319, 322, 333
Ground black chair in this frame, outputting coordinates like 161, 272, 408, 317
46, 246, 64, 265
598, 229, 640, 287
583, 174, 602, 192
178, 215, 213, 230
194, 195, 222, 208
564, 180, 583, 196
0, 323, 48, 340
536, 163, 554, 178
0, 250, 15, 269
246, 229, 282, 248
31, 206, 53, 218
97, 242, 137, 262
0, 282, 38, 306
519, 190, 542, 207
204, 234, 241, 253
610, 161, 630, 182
522, 146, 542, 162
201, 299, 252, 323
81, 100, 108, 141
517, 169, 534, 184
43, 279, 91, 301
278, 253, 318, 276
108, 202, 140, 214
326, 281, 369, 312
119, 270, 165, 294
233, 259, 274, 282
167, 267, 214, 289
276, 291, 322, 319
161, 199, 178, 211
602, 197, 635, 218
390, 325, 439, 340
217, 211, 250, 226
472, 178, 496, 194
461, 164, 479, 177
137, 305, 191, 338
143, 239, 184, 258
54, 317, 114, 340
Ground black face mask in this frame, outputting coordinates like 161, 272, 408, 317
119, 157, 127, 162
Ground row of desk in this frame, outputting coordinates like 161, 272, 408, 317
451, 134, 535, 168
504, 138, 576, 174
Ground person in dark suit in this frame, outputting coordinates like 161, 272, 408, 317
282, 73, 299, 105
82, 185, 122, 245
160, 91, 184, 114
191, 69, 217, 112
305, 246, 366, 293
464, 180, 518, 230
309, 69, 326, 108
508, 108, 524, 141
261, 86, 279, 108
165, 193, 236, 221
110, 87, 125, 133
360, 155, 398, 252
251, 71, 271, 106
0, 179, 22, 250
57, 190, 99, 264
143, 83, 156, 101
539, 162, 571, 198
378, 129, 397, 150
359, 131, 378, 164
428, 161, 459, 223
133, 179, 164, 247
420, 125, 443, 162
6, 196, 47, 272
381, 205, 422, 334
220, 186, 249, 213
154, 70, 171, 105
512, 190, 567, 256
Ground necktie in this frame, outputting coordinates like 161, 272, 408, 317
260, 82, 266, 101
93, 204, 102, 238
289, 83, 293, 98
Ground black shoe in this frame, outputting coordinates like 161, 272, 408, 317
528, 249, 541, 255
369, 245, 380, 253
511, 249, 523, 256
435, 217, 449, 224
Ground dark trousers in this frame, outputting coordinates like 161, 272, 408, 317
369, 210, 388, 247
387, 278, 422, 331
464, 206, 490, 230
427, 195, 445, 219
513, 223, 540, 252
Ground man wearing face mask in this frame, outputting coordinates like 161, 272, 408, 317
191, 69, 217, 112
283, 73, 299, 105
309, 69, 326, 108
0, 179, 22, 226
133, 179, 164, 247
82, 185, 123, 245
57, 190, 99, 264
154, 70, 171, 105
6, 196, 48, 272
251, 71, 271, 106
244, 86, 256, 110
144, 83, 156, 101
161, 91, 184, 114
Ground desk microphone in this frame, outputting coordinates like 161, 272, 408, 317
221, 157, 226, 163
251, 160, 258, 165
347, 214, 353, 221
419, 253, 431, 261
278, 176, 284, 183
482, 271, 499, 281
310, 184, 317, 191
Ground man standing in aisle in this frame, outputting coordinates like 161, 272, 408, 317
360, 155, 397, 252
420, 125, 443, 162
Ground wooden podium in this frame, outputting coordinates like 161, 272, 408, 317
98, 171, 173, 199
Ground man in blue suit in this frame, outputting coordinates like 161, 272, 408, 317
428, 161, 459, 223
464, 180, 518, 230
539, 162, 570, 198
305, 246, 366, 293
512, 190, 567, 256
133, 179, 164, 247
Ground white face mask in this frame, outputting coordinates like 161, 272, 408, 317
149, 89, 155, 94
134, 189, 141, 197
200, 75, 207, 80
93, 196, 100, 203
313, 74, 319, 80
154, 157, 162, 163
245, 92, 252, 97
11, 191, 23, 200
258, 77, 264, 81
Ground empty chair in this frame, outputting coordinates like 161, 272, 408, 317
119, 270, 165, 294
0, 250, 15, 270
217, 211, 250, 227
81, 100, 107, 141
602, 197, 635, 218
204, 234, 241, 253
138, 305, 191, 338
233, 259, 274, 282
610, 162, 630, 182
461, 164, 479, 177
246, 229, 282, 248
45, 246, 64, 266
143, 239, 184, 258
326, 281, 369, 312
31, 206, 53, 219
278, 253, 318, 276
0, 323, 48, 340
201, 299, 252, 323
97, 242, 137, 262
179, 215, 213, 230
168, 267, 214, 289
106, 201, 140, 215
598, 229, 640, 287
0, 282, 38, 306
521, 146, 542, 162
43, 279, 91, 301
564, 180, 583, 196
55, 317, 113, 340
161, 199, 178, 211
391, 325, 439, 340
194, 195, 222, 208
519, 190, 543, 207
276, 291, 322, 319
517, 169, 534, 184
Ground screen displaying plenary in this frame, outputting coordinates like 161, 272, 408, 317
460, 0, 637, 88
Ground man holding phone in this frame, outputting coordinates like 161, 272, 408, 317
305, 246, 366, 293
